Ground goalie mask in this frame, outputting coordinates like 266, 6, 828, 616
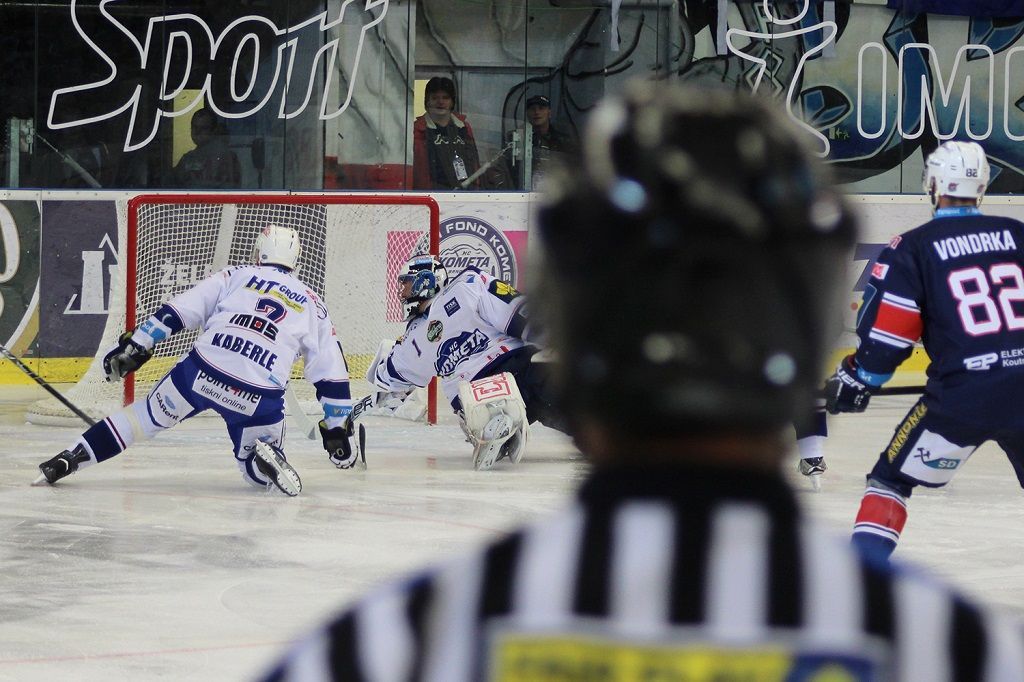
254, 224, 301, 271
923, 141, 990, 210
398, 255, 448, 314
536, 82, 857, 435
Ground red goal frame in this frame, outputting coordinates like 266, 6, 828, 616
125, 193, 441, 424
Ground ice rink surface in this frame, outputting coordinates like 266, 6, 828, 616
1, 387, 1023, 681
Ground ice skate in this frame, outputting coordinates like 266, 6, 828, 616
473, 413, 514, 471
253, 441, 302, 497
34, 444, 90, 486
798, 456, 827, 492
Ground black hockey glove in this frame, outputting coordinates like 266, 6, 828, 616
320, 420, 356, 469
824, 355, 874, 414
103, 331, 153, 382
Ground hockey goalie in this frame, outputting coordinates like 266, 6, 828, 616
365, 255, 564, 470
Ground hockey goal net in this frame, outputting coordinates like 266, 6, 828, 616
26, 193, 439, 426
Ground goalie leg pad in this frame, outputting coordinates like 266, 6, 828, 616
458, 372, 530, 470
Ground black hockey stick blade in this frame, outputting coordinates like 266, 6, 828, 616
0, 343, 96, 427
357, 423, 367, 469
875, 385, 925, 396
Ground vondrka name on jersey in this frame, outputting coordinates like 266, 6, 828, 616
435, 329, 489, 376
932, 230, 1017, 261
192, 371, 261, 415
210, 333, 278, 371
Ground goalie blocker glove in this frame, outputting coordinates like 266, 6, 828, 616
824, 355, 876, 414
319, 420, 356, 469
103, 331, 153, 382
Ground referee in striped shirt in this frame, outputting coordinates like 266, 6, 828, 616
261, 84, 1024, 681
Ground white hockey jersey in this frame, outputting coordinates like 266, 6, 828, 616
132, 264, 352, 422
370, 269, 531, 406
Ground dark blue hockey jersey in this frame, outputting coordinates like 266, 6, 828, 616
855, 206, 1024, 425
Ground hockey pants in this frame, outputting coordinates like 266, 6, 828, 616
70, 355, 287, 490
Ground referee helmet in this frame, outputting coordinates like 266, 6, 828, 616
536, 82, 857, 435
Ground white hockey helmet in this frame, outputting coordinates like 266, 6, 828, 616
398, 254, 448, 312
923, 141, 990, 209
254, 224, 301, 271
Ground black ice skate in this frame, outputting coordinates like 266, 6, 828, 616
253, 441, 302, 497
34, 444, 91, 486
798, 456, 827, 492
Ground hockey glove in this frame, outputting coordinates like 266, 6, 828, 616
103, 331, 153, 382
319, 420, 356, 469
824, 355, 874, 414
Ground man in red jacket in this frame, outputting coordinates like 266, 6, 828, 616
412, 76, 482, 189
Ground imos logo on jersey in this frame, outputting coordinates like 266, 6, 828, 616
439, 216, 517, 284
47, 0, 390, 152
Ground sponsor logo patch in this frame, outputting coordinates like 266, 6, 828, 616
435, 329, 489, 376
888, 235, 902, 249
964, 352, 999, 371
427, 320, 444, 342
887, 401, 927, 463
192, 370, 261, 415
488, 279, 520, 303
489, 632, 881, 682
444, 298, 461, 317
470, 374, 513, 401
871, 262, 889, 280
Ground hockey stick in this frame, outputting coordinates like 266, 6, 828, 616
284, 388, 369, 468
284, 385, 318, 441
876, 385, 925, 396
459, 141, 515, 189
0, 343, 96, 427
349, 395, 372, 469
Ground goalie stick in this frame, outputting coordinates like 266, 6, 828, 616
284, 389, 369, 468
0, 343, 96, 428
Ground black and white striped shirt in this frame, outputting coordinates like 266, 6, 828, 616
263, 465, 1024, 681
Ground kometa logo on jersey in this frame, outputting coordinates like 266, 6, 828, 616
439, 216, 517, 283
435, 329, 489, 376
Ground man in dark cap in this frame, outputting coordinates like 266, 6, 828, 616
519, 94, 578, 189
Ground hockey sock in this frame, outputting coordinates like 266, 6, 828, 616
81, 412, 135, 462
797, 435, 825, 460
852, 485, 908, 561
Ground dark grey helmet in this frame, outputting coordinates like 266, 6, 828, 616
535, 82, 857, 435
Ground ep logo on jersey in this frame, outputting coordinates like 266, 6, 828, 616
964, 353, 998, 371
438, 216, 517, 284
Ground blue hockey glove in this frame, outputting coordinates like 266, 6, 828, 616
319, 420, 356, 469
103, 331, 153, 382
824, 355, 874, 414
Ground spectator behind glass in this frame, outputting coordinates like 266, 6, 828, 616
172, 108, 241, 189
412, 77, 482, 190
523, 94, 578, 188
